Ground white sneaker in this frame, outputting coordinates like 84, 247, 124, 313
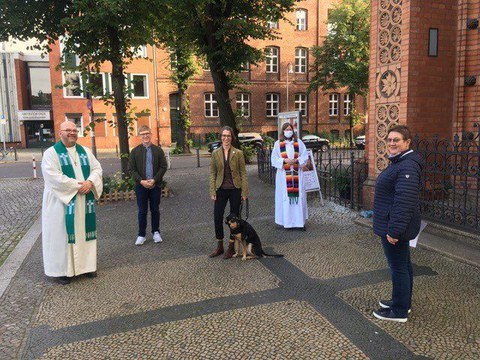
153, 232, 163, 243
135, 236, 146, 246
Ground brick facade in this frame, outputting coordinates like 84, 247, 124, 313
364, 0, 480, 209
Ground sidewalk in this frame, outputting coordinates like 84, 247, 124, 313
0, 158, 478, 359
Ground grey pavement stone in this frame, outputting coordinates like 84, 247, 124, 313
0, 178, 43, 266
0, 157, 478, 360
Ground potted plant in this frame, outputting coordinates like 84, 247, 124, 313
333, 167, 352, 200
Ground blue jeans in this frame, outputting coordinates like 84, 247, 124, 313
381, 236, 413, 317
135, 184, 161, 237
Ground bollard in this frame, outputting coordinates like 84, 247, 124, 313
116, 144, 119, 158
14, 147, 17, 161
196, 148, 200, 168
41, 147, 44, 155
32, 155, 37, 179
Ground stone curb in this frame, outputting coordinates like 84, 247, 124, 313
0, 216, 42, 300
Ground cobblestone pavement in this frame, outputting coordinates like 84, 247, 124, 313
0, 158, 478, 359
0, 178, 44, 266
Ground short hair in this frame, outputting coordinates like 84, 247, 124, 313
388, 124, 412, 141
220, 126, 236, 143
138, 125, 151, 135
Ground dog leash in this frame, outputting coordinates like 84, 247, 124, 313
239, 198, 249, 221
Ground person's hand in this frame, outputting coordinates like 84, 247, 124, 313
386, 235, 398, 245
140, 180, 153, 189
146, 179, 155, 188
78, 181, 93, 195
285, 158, 295, 165
211, 195, 216, 201
242, 196, 248, 201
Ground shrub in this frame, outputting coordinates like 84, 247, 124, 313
241, 143, 256, 164
261, 134, 275, 148
102, 172, 167, 193
205, 132, 218, 143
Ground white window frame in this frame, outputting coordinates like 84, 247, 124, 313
131, 45, 148, 58
204, 93, 219, 117
62, 71, 84, 99
329, 93, 339, 116
65, 114, 84, 137
111, 115, 117, 137
296, 9, 307, 31
295, 48, 308, 73
266, 47, 279, 73
343, 93, 352, 116
236, 93, 250, 117
240, 61, 250, 72
295, 93, 307, 117
267, 20, 278, 29
266, 93, 279, 117
129, 73, 149, 99
87, 72, 108, 98
170, 50, 178, 70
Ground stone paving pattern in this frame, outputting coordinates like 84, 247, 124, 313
39, 301, 368, 360
0, 178, 44, 266
0, 157, 478, 359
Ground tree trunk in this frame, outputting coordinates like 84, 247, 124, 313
177, 88, 191, 153
108, 27, 130, 175
209, 69, 239, 148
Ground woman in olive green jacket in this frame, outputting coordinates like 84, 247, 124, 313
209, 126, 249, 259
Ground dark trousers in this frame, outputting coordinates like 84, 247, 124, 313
136, 184, 161, 237
381, 236, 413, 317
214, 188, 241, 240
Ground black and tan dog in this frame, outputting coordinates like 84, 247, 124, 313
225, 213, 284, 260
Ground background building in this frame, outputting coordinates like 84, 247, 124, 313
364, 0, 480, 206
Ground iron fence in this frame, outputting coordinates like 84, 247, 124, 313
257, 127, 480, 234
257, 146, 368, 210
412, 126, 480, 233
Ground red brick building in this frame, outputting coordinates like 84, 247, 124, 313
364, 0, 480, 206
49, 42, 159, 150
154, 0, 366, 144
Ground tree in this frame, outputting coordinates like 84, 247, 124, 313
169, 45, 198, 153
0, 0, 157, 174
153, 0, 297, 146
308, 0, 370, 145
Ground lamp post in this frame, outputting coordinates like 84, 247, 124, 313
286, 63, 294, 111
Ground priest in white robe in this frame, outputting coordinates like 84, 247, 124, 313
271, 123, 308, 229
41, 120, 103, 284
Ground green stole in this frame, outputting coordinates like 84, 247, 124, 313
53, 142, 96, 244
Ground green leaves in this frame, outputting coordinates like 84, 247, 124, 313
308, 0, 370, 97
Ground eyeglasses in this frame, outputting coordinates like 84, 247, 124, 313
61, 129, 79, 134
387, 137, 403, 143
139, 133, 151, 137
221, 135, 232, 138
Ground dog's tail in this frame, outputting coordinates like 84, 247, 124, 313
261, 251, 284, 258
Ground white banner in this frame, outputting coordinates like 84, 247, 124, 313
304, 149, 321, 192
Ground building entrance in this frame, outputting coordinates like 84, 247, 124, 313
24, 120, 55, 148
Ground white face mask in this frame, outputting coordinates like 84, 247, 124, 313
284, 130, 293, 139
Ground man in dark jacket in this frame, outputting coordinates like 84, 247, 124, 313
128, 125, 168, 245
372, 125, 423, 323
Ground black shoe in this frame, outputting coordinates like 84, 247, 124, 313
56, 276, 71, 285
373, 308, 407, 323
85, 271, 97, 278
379, 299, 411, 314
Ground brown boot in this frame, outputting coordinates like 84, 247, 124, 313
223, 240, 235, 259
209, 240, 224, 257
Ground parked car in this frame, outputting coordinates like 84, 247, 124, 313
301, 134, 330, 152
355, 135, 365, 149
207, 132, 264, 153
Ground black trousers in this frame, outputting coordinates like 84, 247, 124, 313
214, 188, 241, 240
135, 184, 161, 237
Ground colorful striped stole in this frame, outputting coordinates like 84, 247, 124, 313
280, 141, 299, 204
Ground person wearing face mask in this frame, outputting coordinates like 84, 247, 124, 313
372, 124, 423, 323
271, 122, 308, 230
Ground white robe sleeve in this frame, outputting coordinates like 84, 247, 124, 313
297, 140, 309, 167
271, 140, 285, 169
84, 147, 103, 200
41, 148, 82, 205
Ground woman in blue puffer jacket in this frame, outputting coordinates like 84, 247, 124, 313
372, 125, 423, 323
